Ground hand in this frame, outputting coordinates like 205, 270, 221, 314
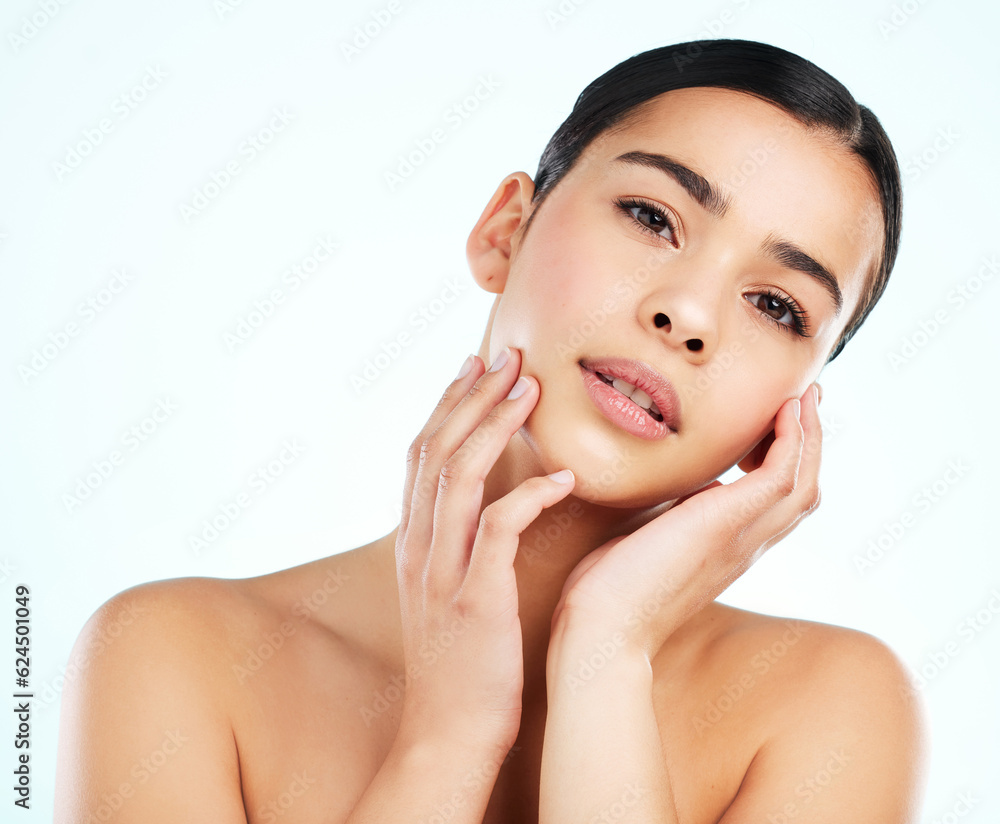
394, 346, 576, 749
549, 384, 823, 662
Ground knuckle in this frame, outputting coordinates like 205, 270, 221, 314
468, 411, 502, 449
418, 434, 443, 465
773, 470, 796, 498
425, 570, 454, 603
805, 482, 822, 512
405, 438, 423, 468
437, 456, 469, 490
413, 472, 438, 503
462, 380, 488, 406
478, 503, 512, 537
395, 548, 424, 588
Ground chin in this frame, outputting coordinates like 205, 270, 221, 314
518, 409, 692, 509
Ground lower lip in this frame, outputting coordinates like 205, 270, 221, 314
579, 365, 672, 441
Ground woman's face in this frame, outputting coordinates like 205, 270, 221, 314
478, 86, 882, 508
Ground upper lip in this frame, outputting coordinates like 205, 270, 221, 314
580, 356, 681, 432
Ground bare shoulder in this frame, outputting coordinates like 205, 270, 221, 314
54, 576, 263, 823
53, 547, 403, 824
57, 555, 383, 698
60, 574, 254, 696
711, 603, 926, 720
56, 573, 257, 711
709, 604, 930, 823
66, 575, 265, 677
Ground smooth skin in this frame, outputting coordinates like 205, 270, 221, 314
54, 88, 928, 823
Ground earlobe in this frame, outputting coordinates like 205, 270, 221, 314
465, 172, 536, 294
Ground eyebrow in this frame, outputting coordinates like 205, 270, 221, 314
613, 150, 733, 219
611, 150, 844, 315
759, 234, 844, 316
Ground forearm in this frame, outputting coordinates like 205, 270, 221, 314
344, 724, 511, 824
540, 620, 679, 824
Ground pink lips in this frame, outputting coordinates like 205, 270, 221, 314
579, 357, 681, 440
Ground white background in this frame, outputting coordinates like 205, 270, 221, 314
2, 0, 998, 820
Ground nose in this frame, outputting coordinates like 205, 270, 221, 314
638, 248, 727, 362
645, 291, 719, 362
653, 312, 707, 354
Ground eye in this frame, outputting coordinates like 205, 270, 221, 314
614, 197, 678, 246
745, 290, 811, 337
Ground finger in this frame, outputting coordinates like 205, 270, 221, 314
762, 383, 823, 525
463, 472, 577, 599
746, 384, 823, 549
737, 396, 805, 517
398, 354, 484, 538
795, 383, 823, 513
427, 369, 547, 592
658, 397, 803, 555
403, 347, 524, 586
671, 479, 724, 509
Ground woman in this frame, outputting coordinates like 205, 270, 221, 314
54, 39, 927, 823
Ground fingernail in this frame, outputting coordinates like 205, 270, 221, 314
489, 346, 510, 372
814, 383, 822, 405
455, 354, 474, 380
547, 469, 574, 484
791, 399, 801, 421
506, 376, 529, 399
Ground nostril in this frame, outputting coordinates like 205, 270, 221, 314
686, 339, 704, 352
654, 313, 670, 328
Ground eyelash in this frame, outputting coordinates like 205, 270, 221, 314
614, 196, 679, 245
614, 196, 811, 337
748, 289, 811, 337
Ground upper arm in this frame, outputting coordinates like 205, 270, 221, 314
54, 579, 250, 824
717, 628, 929, 824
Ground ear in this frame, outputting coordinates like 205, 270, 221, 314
466, 172, 536, 295
737, 427, 775, 474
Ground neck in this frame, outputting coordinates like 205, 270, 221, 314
484, 429, 673, 696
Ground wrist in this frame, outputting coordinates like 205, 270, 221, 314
547, 615, 653, 700
551, 592, 686, 667
387, 726, 517, 810
396, 710, 518, 759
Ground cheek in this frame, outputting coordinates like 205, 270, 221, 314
510, 229, 619, 336
692, 353, 792, 454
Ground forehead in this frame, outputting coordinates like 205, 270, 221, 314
574, 86, 883, 314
